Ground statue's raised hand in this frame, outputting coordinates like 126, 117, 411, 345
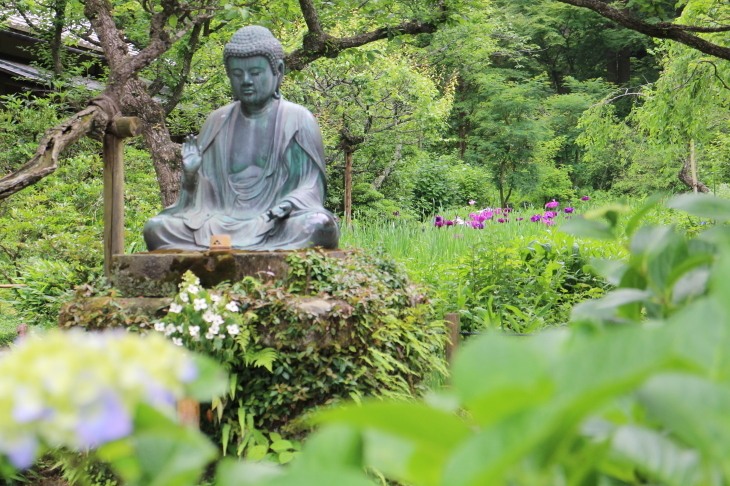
182, 134, 202, 175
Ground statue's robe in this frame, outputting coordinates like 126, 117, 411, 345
144, 99, 339, 251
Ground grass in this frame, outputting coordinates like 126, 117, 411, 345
0, 298, 21, 347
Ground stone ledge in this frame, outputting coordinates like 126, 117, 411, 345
111, 249, 350, 298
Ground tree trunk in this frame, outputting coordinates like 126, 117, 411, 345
371, 143, 402, 191
121, 80, 182, 207
617, 45, 631, 84
679, 156, 710, 193
344, 150, 353, 226
606, 49, 618, 83
50, 0, 67, 75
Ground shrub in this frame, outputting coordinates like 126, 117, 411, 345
149, 249, 448, 454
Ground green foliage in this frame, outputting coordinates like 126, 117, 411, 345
455, 233, 612, 333
210, 194, 730, 486
410, 161, 458, 216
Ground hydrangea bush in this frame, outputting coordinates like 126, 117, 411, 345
0, 329, 226, 484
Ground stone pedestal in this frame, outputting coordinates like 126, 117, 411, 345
60, 249, 352, 330
111, 249, 350, 298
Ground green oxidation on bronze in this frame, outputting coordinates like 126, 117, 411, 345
110, 249, 351, 297
144, 26, 339, 251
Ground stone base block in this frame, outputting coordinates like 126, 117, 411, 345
111, 249, 350, 298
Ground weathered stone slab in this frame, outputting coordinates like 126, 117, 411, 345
111, 249, 350, 298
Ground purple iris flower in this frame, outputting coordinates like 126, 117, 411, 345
75, 391, 133, 448
470, 221, 484, 229
469, 212, 477, 220
435, 215, 444, 224
581, 196, 591, 201
498, 218, 509, 223
393, 211, 400, 216
545, 199, 559, 209
503, 208, 512, 213
445, 220, 454, 226
543, 211, 557, 219
530, 214, 541, 222
435, 221, 444, 228
564, 207, 574, 214
545, 220, 556, 226
516, 217, 524, 221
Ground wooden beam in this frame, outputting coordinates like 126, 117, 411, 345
103, 133, 125, 277
444, 312, 460, 364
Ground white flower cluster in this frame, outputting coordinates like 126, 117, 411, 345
0, 330, 198, 470
153, 271, 242, 346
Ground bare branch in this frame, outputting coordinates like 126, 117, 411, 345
0, 105, 109, 201
554, 0, 730, 62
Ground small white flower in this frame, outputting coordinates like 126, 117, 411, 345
189, 326, 200, 337
212, 315, 224, 326
164, 324, 176, 336
205, 331, 215, 340
226, 301, 240, 312
187, 285, 200, 294
172, 337, 183, 346
169, 303, 183, 314
202, 310, 216, 323
193, 299, 208, 311
154, 322, 166, 332
176, 325, 183, 334
227, 324, 240, 335
180, 293, 189, 303
210, 294, 221, 303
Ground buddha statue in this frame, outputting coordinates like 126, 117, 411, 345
143, 26, 340, 251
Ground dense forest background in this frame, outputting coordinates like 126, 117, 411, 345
0, 0, 729, 322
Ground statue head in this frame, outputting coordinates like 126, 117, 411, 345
224, 26, 285, 109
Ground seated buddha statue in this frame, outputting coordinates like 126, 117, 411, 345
143, 26, 339, 251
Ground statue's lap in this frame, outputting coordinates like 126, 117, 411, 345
144, 210, 338, 251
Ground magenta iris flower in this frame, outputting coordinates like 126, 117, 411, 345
435, 221, 444, 228
516, 217, 524, 221
445, 220, 454, 226
393, 211, 400, 216
564, 207, 574, 214
469, 200, 476, 205
545, 220, 556, 226
545, 199, 559, 209
530, 214, 541, 222
470, 221, 484, 229
581, 196, 591, 201
498, 218, 508, 223
543, 211, 557, 219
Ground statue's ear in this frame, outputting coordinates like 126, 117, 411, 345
277, 60, 285, 79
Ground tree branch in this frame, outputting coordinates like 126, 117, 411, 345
553, 0, 730, 62
0, 105, 109, 201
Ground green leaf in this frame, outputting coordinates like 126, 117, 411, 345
278, 451, 294, 464
624, 193, 665, 237
270, 440, 292, 452
216, 459, 283, 486
637, 374, 730, 480
451, 335, 553, 425
293, 425, 363, 471
185, 354, 228, 402
168, 14, 177, 28
222, 424, 231, 456
667, 194, 730, 221
561, 218, 615, 240
606, 424, 701, 486
248, 445, 269, 462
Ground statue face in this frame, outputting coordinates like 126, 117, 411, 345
227, 56, 279, 110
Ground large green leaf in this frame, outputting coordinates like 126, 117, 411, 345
98, 404, 218, 486
605, 424, 701, 486
667, 194, 730, 222
450, 334, 554, 425
561, 218, 616, 240
637, 374, 730, 480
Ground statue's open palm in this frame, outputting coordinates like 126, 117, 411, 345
182, 135, 202, 174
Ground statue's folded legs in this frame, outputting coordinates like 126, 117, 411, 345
144, 209, 339, 251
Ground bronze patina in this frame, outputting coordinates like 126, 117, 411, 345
144, 26, 339, 251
